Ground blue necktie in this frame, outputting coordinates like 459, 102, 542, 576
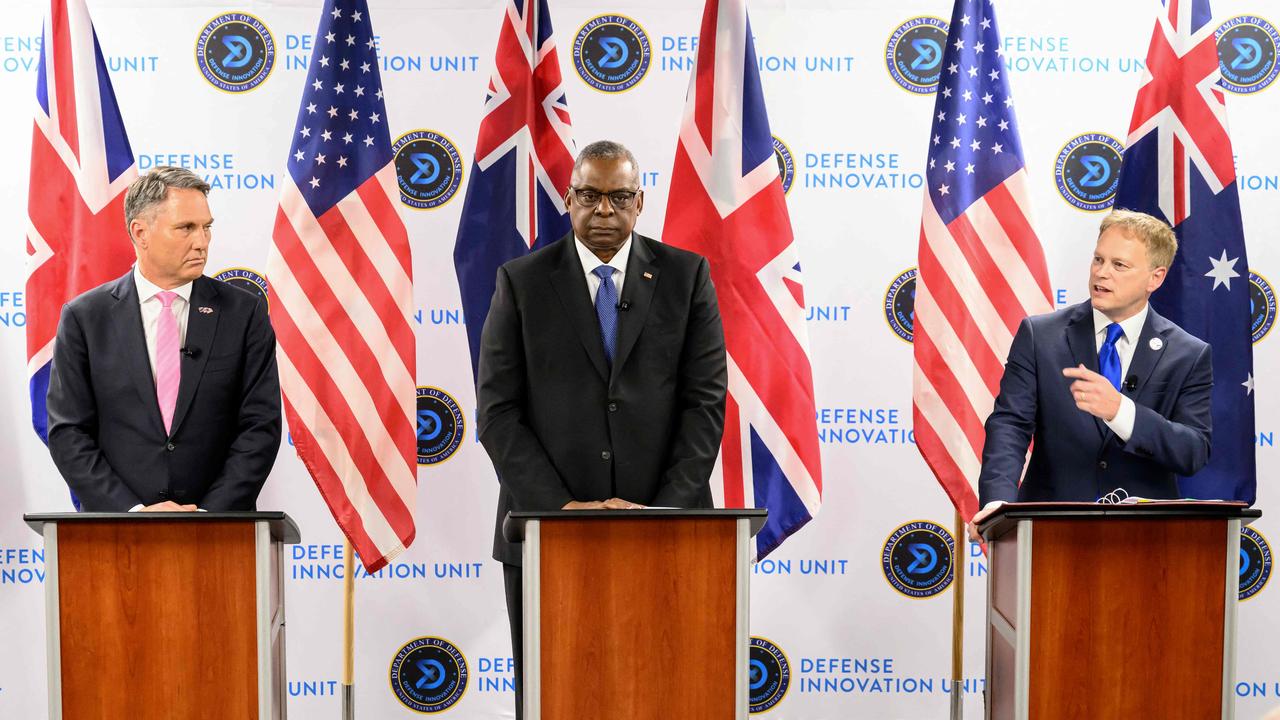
593, 265, 618, 365
1098, 322, 1124, 391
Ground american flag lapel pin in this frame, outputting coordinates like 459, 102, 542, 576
199, 306, 214, 314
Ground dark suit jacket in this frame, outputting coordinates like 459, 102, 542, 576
978, 301, 1212, 506
47, 271, 282, 511
477, 233, 727, 565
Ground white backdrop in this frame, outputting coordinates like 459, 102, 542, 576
1, 1, 1277, 717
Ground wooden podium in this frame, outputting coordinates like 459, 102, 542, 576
504, 508, 767, 720
24, 512, 301, 720
977, 502, 1261, 720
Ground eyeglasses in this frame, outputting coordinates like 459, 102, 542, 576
570, 187, 639, 209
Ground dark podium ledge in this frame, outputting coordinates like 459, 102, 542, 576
504, 508, 767, 542
977, 500, 1260, 540
25, 511, 302, 544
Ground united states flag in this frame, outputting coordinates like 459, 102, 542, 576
26, 0, 137, 443
663, 0, 822, 559
266, 0, 416, 573
913, 0, 1053, 520
1114, 0, 1254, 502
454, 0, 575, 377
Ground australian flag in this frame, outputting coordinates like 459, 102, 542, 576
453, 0, 576, 378
1114, 0, 1255, 503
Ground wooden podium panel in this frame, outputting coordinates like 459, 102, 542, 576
57, 521, 258, 720
507, 509, 766, 720
539, 517, 736, 720
979, 502, 1260, 720
1028, 518, 1226, 718
27, 512, 299, 720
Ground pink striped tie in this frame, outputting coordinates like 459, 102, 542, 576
155, 291, 180, 434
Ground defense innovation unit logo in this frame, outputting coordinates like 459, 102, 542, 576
195, 13, 275, 93
1251, 271, 1277, 344
1216, 16, 1280, 95
1054, 133, 1125, 212
417, 387, 464, 465
884, 267, 917, 343
393, 130, 464, 210
389, 636, 469, 713
748, 636, 790, 714
771, 136, 795, 195
882, 520, 955, 598
885, 17, 949, 94
213, 267, 268, 307
1239, 527, 1272, 600
572, 14, 651, 93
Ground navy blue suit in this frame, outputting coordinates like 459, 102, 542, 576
47, 271, 282, 511
978, 301, 1213, 505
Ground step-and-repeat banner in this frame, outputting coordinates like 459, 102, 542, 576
1, 0, 1277, 717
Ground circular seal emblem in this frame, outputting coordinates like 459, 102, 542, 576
195, 13, 275, 93
417, 387, 464, 465
771, 136, 795, 195
1054, 133, 1125, 212
1216, 16, 1280, 94
213, 267, 269, 307
885, 17, 949, 94
748, 636, 790, 714
1239, 527, 1272, 600
393, 130, 463, 210
573, 14, 651, 93
389, 636, 468, 713
884, 267, 917, 343
882, 520, 955, 598
1250, 271, 1277, 344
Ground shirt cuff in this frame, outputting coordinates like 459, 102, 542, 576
128, 504, 144, 512
1105, 396, 1136, 442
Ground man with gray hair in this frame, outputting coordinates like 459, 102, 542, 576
47, 166, 281, 511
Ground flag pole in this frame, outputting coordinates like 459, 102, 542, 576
950, 510, 965, 719
342, 539, 355, 719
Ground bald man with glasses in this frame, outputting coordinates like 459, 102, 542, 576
476, 140, 728, 718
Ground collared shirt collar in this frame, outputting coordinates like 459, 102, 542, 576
1092, 302, 1148, 344
574, 235, 632, 278
134, 266, 194, 304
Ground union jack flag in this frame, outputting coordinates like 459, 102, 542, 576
1114, 0, 1255, 502
26, 0, 137, 442
266, 0, 416, 573
663, 0, 821, 559
454, 0, 575, 377
913, 0, 1053, 520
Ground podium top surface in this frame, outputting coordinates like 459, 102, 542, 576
504, 508, 768, 542
978, 500, 1261, 539
24, 511, 302, 544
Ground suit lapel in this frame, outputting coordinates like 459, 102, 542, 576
1125, 308, 1169, 401
1064, 303, 1108, 439
548, 237, 610, 382
169, 277, 218, 435
109, 271, 165, 436
611, 235, 658, 383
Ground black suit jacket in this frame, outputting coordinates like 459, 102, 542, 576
47, 271, 282, 511
478, 233, 728, 565
978, 301, 1213, 506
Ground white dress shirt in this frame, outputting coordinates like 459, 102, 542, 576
1092, 303, 1148, 443
134, 267, 193, 381
575, 236, 631, 303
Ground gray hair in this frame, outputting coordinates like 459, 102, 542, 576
573, 140, 640, 179
124, 166, 211, 229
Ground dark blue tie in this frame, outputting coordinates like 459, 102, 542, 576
1099, 322, 1124, 391
593, 265, 618, 365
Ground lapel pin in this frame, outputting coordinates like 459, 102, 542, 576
642, 271, 653, 280
1149, 337, 1162, 351
199, 306, 214, 314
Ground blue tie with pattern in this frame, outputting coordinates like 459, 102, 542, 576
593, 265, 618, 365
1098, 322, 1124, 391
